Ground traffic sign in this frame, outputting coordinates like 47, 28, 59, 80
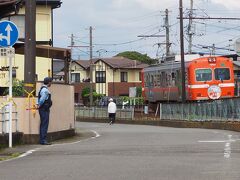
0, 21, 19, 47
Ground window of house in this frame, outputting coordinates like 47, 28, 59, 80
96, 71, 106, 83
121, 72, 128, 82
71, 73, 80, 83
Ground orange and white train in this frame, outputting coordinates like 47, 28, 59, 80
142, 56, 235, 102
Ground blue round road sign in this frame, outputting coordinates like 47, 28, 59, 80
0, 20, 19, 47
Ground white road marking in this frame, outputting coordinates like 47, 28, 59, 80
0, 130, 100, 163
198, 134, 234, 159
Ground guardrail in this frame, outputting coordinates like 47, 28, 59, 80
75, 106, 134, 120
160, 98, 240, 121
0, 106, 18, 134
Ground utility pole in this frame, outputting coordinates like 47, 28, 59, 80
71, 34, 74, 48
89, 26, 93, 107
24, 0, 36, 92
69, 34, 74, 82
179, 0, 186, 102
165, 9, 170, 57
188, 0, 194, 54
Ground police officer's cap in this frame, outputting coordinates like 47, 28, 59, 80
43, 77, 52, 85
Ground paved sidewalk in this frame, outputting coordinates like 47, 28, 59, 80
0, 128, 95, 161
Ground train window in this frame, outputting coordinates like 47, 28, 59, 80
156, 74, 161, 86
151, 74, 154, 86
144, 73, 149, 87
214, 68, 230, 81
195, 69, 212, 81
161, 72, 166, 86
166, 73, 171, 86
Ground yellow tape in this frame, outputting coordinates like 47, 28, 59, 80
24, 83, 35, 88
0, 97, 17, 111
24, 89, 37, 117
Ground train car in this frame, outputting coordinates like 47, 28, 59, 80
142, 56, 235, 102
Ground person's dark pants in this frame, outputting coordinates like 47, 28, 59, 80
109, 113, 116, 124
39, 108, 50, 144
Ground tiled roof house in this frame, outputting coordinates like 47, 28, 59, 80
71, 56, 149, 103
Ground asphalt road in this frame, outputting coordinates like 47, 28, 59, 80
0, 122, 240, 180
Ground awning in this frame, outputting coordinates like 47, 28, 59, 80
0, 0, 22, 18
14, 43, 71, 60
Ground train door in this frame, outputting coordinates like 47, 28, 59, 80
176, 70, 182, 101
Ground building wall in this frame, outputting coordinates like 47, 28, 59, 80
0, 5, 53, 88
74, 83, 96, 103
71, 62, 87, 82
0, 83, 75, 135
108, 82, 142, 97
72, 60, 144, 100
95, 61, 107, 95
18, 6, 52, 41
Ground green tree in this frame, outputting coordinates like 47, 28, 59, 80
136, 86, 142, 97
81, 87, 103, 105
3, 79, 25, 97
116, 51, 157, 65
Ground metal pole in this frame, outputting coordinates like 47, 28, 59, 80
69, 33, 74, 83
90, 26, 93, 106
165, 9, 170, 57
9, 55, 13, 148
179, 0, 186, 102
188, 0, 193, 54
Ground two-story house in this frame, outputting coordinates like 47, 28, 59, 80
71, 56, 149, 103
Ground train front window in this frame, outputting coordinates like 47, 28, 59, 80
214, 68, 230, 81
195, 69, 212, 81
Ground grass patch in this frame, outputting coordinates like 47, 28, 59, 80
0, 152, 21, 161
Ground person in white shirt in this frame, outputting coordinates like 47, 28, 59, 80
108, 98, 117, 125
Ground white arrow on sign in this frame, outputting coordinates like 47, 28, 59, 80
0, 24, 13, 46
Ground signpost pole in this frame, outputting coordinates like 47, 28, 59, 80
9, 52, 13, 148
0, 21, 19, 148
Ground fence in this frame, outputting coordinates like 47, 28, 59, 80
160, 98, 240, 121
75, 106, 134, 120
0, 106, 18, 134
75, 98, 240, 122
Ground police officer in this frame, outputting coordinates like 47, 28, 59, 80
37, 77, 53, 145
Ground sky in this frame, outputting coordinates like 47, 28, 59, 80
53, 0, 240, 60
